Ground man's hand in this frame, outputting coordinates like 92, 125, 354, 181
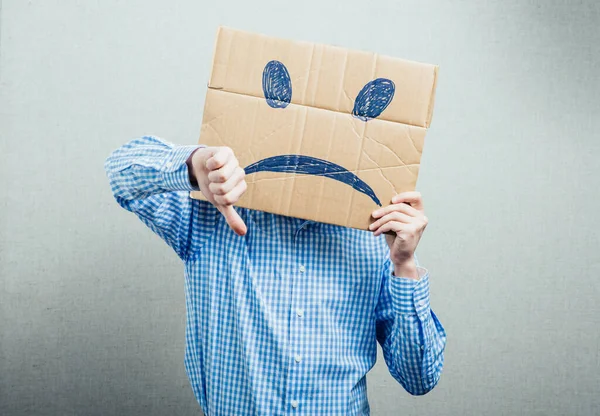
369, 192, 428, 280
187, 146, 248, 236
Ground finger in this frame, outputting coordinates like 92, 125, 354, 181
391, 192, 424, 210
209, 167, 245, 195
213, 180, 247, 206
372, 202, 421, 219
208, 158, 239, 183
369, 211, 413, 231
373, 221, 406, 237
218, 205, 247, 236
205, 147, 233, 171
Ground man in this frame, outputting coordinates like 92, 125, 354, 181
105, 136, 446, 415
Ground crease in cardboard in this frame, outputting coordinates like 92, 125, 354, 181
207, 88, 426, 133
380, 164, 419, 194
363, 134, 416, 170
406, 126, 421, 155
338, 50, 350, 110
425, 66, 438, 128
283, 109, 303, 213
318, 114, 336, 216
205, 123, 226, 145
205, 88, 425, 170
244, 99, 259, 164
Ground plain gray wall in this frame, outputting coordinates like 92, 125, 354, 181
1, 0, 599, 415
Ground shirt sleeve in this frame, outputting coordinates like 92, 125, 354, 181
104, 136, 218, 260
374, 257, 447, 395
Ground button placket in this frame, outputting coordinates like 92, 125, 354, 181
288, 223, 308, 410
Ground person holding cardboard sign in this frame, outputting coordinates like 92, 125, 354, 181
105, 28, 446, 416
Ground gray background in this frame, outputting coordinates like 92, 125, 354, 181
1, 0, 599, 415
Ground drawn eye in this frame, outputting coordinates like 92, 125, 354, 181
262, 60, 292, 108
352, 78, 395, 121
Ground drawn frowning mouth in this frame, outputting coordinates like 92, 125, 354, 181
244, 155, 382, 207
250, 60, 397, 208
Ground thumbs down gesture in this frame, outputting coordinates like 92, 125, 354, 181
187, 146, 248, 236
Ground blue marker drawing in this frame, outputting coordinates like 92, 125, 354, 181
245, 155, 382, 206
254, 67, 395, 205
352, 78, 395, 121
262, 60, 292, 108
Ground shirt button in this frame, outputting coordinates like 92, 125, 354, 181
295, 354, 302, 363
296, 308, 304, 317
291, 400, 299, 408
165, 161, 173, 168
299, 265, 305, 273
418, 300, 426, 308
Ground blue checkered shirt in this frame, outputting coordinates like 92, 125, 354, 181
105, 136, 446, 416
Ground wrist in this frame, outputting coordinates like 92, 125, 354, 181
186, 146, 208, 188
186, 149, 200, 187
393, 258, 418, 280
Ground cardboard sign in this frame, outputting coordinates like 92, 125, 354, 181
191, 27, 438, 230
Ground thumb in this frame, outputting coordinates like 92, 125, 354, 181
217, 205, 247, 236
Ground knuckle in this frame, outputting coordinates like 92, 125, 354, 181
215, 194, 228, 205
216, 171, 227, 182
209, 170, 227, 182
221, 194, 234, 205
209, 183, 224, 195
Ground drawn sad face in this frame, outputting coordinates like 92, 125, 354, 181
243, 60, 398, 207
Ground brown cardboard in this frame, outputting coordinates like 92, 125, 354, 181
190, 27, 438, 230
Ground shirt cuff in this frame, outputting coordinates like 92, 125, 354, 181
161, 145, 203, 191
390, 267, 431, 319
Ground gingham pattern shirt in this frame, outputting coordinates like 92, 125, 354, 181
105, 136, 446, 416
